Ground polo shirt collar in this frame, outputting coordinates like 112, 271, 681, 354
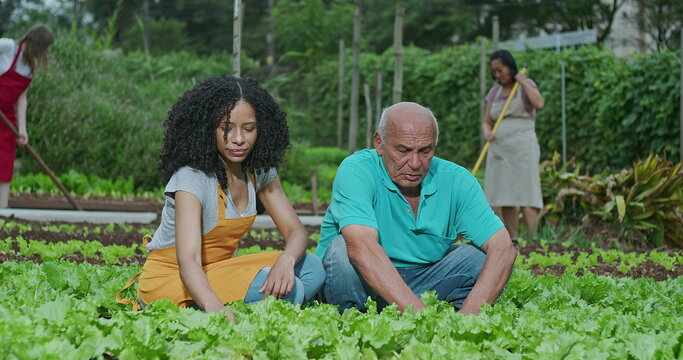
375, 151, 438, 197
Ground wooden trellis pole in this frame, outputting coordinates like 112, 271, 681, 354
392, 6, 405, 104
347, 0, 361, 154
374, 70, 382, 133
492, 15, 499, 50
479, 37, 488, 147
337, 39, 345, 149
364, 83, 372, 148
232, 0, 243, 77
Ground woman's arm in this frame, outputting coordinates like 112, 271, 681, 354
175, 190, 235, 321
256, 176, 308, 298
481, 101, 496, 142
515, 72, 544, 110
15, 89, 28, 145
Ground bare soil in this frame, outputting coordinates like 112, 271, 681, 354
1, 214, 681, 281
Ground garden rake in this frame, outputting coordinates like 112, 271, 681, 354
0, 108, 82, 210
471, 67, 527, 177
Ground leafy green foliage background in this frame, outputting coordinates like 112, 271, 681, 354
280, 45, 681, 173
19, 36, 681, 190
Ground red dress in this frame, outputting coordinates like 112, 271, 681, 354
0, 43, 32, 181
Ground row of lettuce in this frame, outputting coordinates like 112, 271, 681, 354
0, 258, 680, 359
1, 217, 681, 274
12, 150, 683, 248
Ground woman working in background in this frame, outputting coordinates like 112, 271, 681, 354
482, 49, 545, 242
0, 25, 54, 208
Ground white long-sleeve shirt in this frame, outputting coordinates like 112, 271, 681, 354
0, 38, 32, 77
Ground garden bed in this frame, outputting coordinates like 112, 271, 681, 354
7, 192, 329, 214
1, 215, 680, 281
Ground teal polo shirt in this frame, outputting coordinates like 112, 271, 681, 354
317, 149, 503, 267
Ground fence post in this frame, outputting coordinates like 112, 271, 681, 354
311, 169, 319, 216
338, 39, 345, 149
392, 6, 405, 104
374, 70, 382, 135
232, 0, 242, 77
347, 0, 361, 154
479, 37, 487, 148
364, 83, 372, 148
492, 15, 499, 50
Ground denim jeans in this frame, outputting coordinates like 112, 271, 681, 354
320, 234, 486, 313
244, 252, 325, 305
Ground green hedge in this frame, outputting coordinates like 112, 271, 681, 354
19, 37, 681, 191
19, 37, 230, 190
272, 45, 681, 174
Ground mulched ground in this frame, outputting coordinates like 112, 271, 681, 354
1, 215, 681, 281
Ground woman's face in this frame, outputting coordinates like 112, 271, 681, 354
490, 59, 512, 86
216, 100, 258, 166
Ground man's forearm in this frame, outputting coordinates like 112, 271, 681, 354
460, 234, 516, 314
346, 237, 425, 312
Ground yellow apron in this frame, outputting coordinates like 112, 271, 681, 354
117, 178, 281, 311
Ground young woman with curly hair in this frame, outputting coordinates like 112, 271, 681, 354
0, 24, 54, 208
117, 75, 324, 322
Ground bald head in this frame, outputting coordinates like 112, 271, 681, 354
378, 102, 439, 145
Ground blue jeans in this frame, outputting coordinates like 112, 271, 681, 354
321, 235, 487, 313
244, 252, 325, 305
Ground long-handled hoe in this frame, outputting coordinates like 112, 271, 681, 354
471, 67, 527, 177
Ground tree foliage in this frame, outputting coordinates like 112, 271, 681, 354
270, 44, 681, 174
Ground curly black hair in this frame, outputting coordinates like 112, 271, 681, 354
158, 75, 290, 190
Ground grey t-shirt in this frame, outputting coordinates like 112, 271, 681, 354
0, 38, 33, 78
146, 166, 277, 251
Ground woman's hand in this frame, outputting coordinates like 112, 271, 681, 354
17, 130, 28, 146
259, 253, 297, 299
256, 176, 307, 299
515, 71, 528, 84
484, 129, 496, 142
220, 306, 236, 323
204, 303, 236, 323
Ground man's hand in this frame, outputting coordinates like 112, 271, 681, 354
343, 224, 426, 312
459, 228, 516, 314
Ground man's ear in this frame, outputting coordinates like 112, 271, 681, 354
374, 131, 383, 155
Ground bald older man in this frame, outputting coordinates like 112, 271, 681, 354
316, 102, 516, 314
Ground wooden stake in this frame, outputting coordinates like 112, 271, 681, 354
392, 6, 405, 104
374, 70, 382, 132
311, 169, 319, 216
364, 83, 372, 148
0, 109, 82, 210
479, 37, 488, 148
337, 39, 345, 149
492, 15, 499, 50
232, 0, 243, 77
347, 0, 361, 154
